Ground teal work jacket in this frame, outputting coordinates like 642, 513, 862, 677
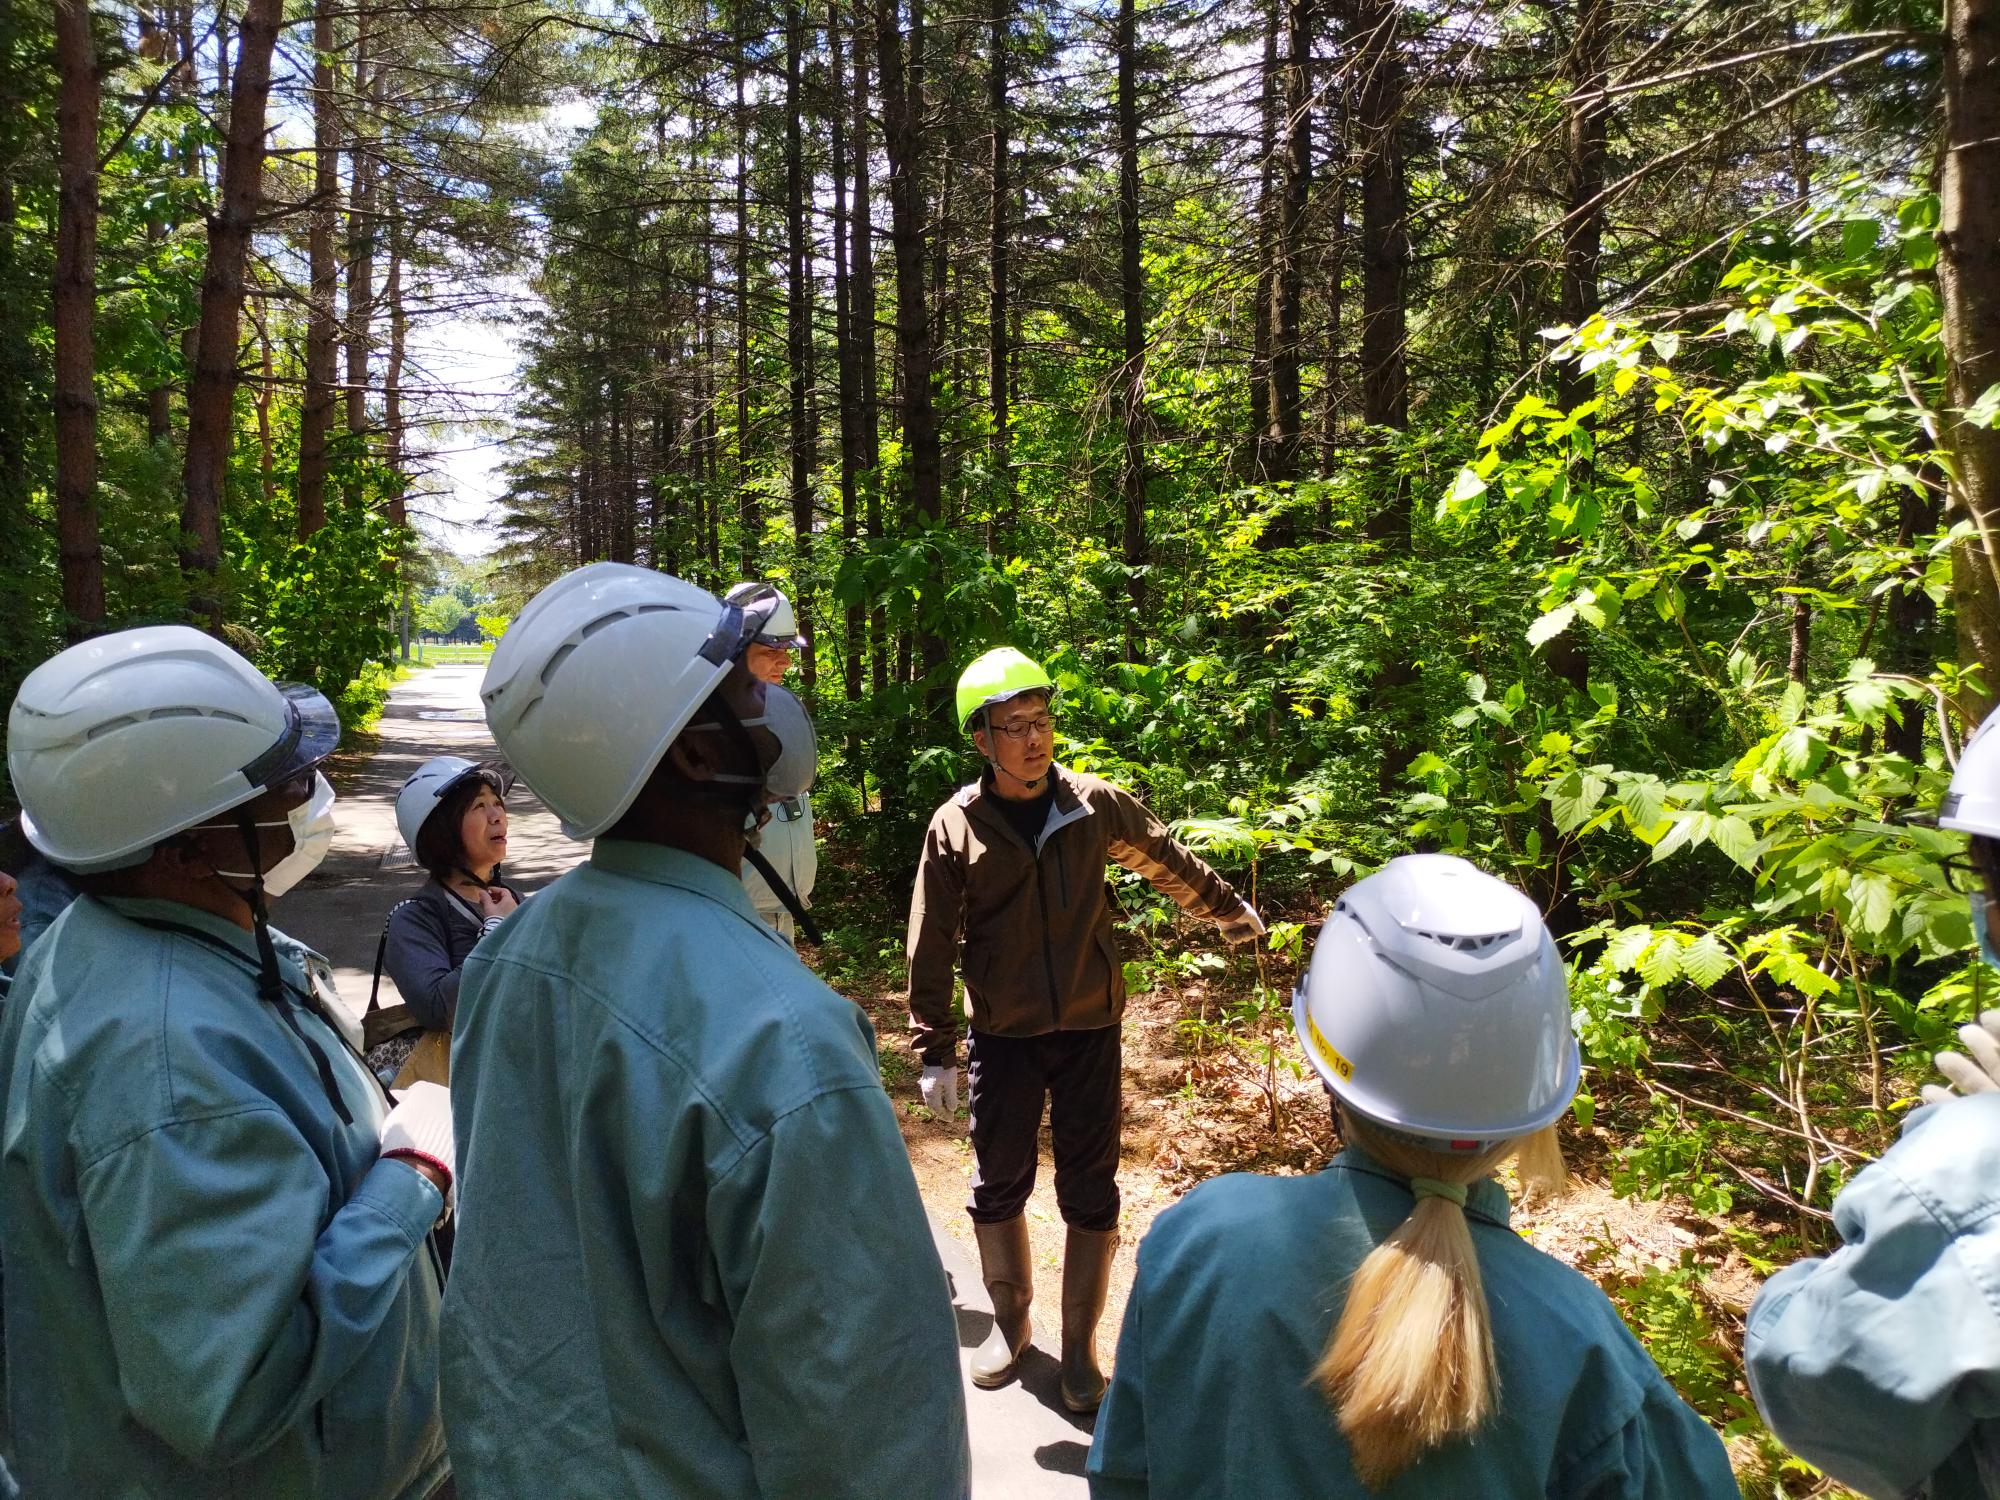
440, 839, 970, 1500
0, 895, 448, 1500
1748, 1092, 2000, 1499
1087, 1149, 1738, 1499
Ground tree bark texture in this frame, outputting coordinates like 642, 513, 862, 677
785, 0, 815, 689
1356, 0, 1408, 540
53, 0, 105, 638
181, 0, 284, 628
988, 0, 1012, 551
1557, 0, 1608, 418
298, 0, 339, 539
736, 3, 756, 576
877, 0, 944, 688
1943, 0, 2000, 726
1117, 0, 1147, 658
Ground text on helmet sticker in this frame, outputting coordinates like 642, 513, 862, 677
1307, 1014, 1354, 1081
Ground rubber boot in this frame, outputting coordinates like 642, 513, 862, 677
1059, 1225, 1118, 1413
969, 1216, 1035, 1389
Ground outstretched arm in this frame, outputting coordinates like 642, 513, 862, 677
1098, 785, 1245, 925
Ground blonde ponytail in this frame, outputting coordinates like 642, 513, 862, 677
1513, 1122, 1570, 1204
1313, 1115, 1519, 1489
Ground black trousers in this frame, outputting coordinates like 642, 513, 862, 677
966, 1025, 1122, 1233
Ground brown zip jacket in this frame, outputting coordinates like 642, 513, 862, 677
905, 763, 1245, 1064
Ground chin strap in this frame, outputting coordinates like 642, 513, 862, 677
992, 762, 1047, 793
233, 811, 354, 1126
742, 843, 824, 945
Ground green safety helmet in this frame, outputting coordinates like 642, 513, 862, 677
955, 647, 1054, 731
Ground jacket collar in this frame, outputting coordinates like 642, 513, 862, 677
1331, 1143, 1515, 1230
589, 838, 771, 927
98, 895, 267, 965
94, 894, 315, 990
964, 762, 1091, 854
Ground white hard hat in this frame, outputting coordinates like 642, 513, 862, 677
1293, 853, 1579, 1146
7, 625, 341, 873
1942, 717, 2000, 839
724, 581, 807, 649
481, 563, 757, 840
395, 756, 509, 854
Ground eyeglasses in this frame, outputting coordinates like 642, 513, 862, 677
989, 715, 1054, 743
1944, 853, 1986, 898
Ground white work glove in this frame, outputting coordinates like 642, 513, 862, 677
1923, 1010, 2000, 1106
1218, 901, 1268, 946
380, 1080, 456, 1207
919, 1064, 960, 1116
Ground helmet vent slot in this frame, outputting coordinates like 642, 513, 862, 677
1410, 928, 1511, 953
82, 705, 250, 741
541, 643, 577, 684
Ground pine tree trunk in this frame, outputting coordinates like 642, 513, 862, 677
831, 1, 865, 704
384, 200, 410, 660
1556, 0, 1608, 418
854, 0, 886, 696
1943, 0, 2000, 726
878, 0, 942, 691
1249, 2, 1277, 477
1356, 0, 1408, 540
786, 0, 815, 689
736, 2, 756, 576
298, 0, 339, 539
1269, 0, 1311, 491
0, 0, 28, 559
182, 0, 283, 629
988, 0, 1012, 553
345, 13, 377, 442
1117, 0, 1146, 660
53, 0, 105, 639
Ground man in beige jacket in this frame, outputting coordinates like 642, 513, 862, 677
906, 647, 1264, 1413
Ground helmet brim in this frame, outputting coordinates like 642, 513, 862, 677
238, 684, 342, 792
433, 761, 515, 811
962, 684, 1056, 731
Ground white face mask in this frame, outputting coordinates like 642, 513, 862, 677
209, 772, 338, 898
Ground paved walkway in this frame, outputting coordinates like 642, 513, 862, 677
284, 662, 1094, 1496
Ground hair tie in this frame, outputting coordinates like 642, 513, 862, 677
1409, 1177, 1468, 1208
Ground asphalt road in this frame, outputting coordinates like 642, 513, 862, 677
283, 661, 1096, 1497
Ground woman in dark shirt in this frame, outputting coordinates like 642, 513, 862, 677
368, 758, 521, 1080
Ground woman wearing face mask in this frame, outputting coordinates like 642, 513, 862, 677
723, 582, 818, 946
366, 758, 521, 1085
0, 626, 452, 1500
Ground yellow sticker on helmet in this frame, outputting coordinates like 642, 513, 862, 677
1307, 1014, 1354, 1081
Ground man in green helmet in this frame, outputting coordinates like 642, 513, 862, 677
906, 646, 1264, 1413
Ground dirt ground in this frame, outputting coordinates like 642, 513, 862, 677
854, 962, 1750, 1373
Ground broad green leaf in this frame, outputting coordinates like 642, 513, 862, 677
1651, 811, 1711, 862
1619, 775, 1667, 832
1681, 932, 1734, 989
1639, 935, 1683, 988
1847, 873, 1896, 938
1606, 926, 1652, 971
1551, 770, 1609, 834
1710, 814, 1760, 872
1527, 605, 1576, 647
1446, 466, 1489, 505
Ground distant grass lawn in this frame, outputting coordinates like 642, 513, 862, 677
412, 643, 496, 665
